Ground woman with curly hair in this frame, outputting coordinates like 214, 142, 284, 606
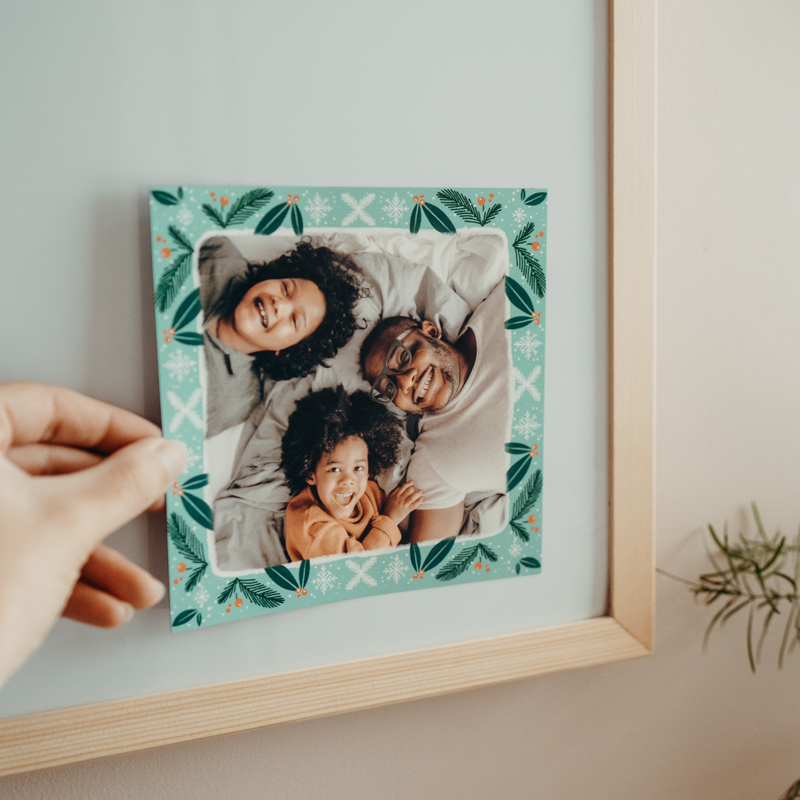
199, 237, 365, 437
280, 387, 423, 562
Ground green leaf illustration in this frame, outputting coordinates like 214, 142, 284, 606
519, 557, 541, 569
421, 537, 456, 572
505, 442, 531, 455
152, 190, 179, 206
505, 277, 535, 314
173, 332, 204, 346
482, 204, 502, 225
155, 252, 192, 312
435, 544, 480, 582
511, 470, 542, 523
505, 316, 534, 330
266, 564, 299, 592
171, 288, 201, 332
520, 189, 526, 201
177, 187, 184, 200
168, 513, 206, 563
218, 578, 284, 608
512, 224, 546, 298
181, 492, 213, 530
182, 473, 209, 491
201, 203, 227, 228
524, 191, 547, 207
477, 543, 498, 563
506, 455, 533, 492
185, 564, 207, 592
410, 543, 422, 572
515, 563, 521, 575
409, 203, 422, 234
290, 203, 304, 235
435, 190, 482, 226
169, 225, 194, 252
298, 559, 310, 589
223, 188, 274, 227
255, 203, 290, 235
172, 609, 199, 627
511, 521, 531, 542
421, 202, 456, 234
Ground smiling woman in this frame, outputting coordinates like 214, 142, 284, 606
198, 237, 365, 437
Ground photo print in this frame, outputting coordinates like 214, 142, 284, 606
150, 186, 547, 630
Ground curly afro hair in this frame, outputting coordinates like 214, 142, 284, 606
218, 241, 367, 382
281, 387, 404, 498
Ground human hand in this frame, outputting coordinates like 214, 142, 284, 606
384, 480, 424, 525
0, 381, 185, 688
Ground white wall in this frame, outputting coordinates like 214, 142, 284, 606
3, 1, 800, 797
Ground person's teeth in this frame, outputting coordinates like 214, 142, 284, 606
418, 368, 432, 401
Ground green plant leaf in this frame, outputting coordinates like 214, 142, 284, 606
511, 470, 543, 522
505, 316, 534, 330
266, 564, 299, 592
299, 559, 310, 589
421, 203, 456, 234
482, 204, 502, 225
523, 191, 547, 206
519, 557, 541, 569
182, 473, 209, 491
291, 203, 304, 235
153, 190, 179, 206
173, 332, 204, 346
477, 543, 498, 563
505, 442, 530, 455
184, 564, 207, 592
168, 225, 194, 252
515, 563, 521, 575
505, 276, 535, 314
168, 512, 206, 564
155, 252, 193, 312
421, 538, 456, 572
435, 544, 479, 582
410, 543, 421, 572
177, 187, 184, 200
510, 521, 530, 542
172, 609, 198, 626
520, 189, 526, 201
201, 203, 226, 228
223, 188, 274, 227
181, 492, 213, 529
435, 190, 482, 226
171, 288, 201, 332
506, 455, 532, 492
238, 578, 284, 608
409, 203, 422, 234
513, 248, 546, 298
255, 203, 290, 235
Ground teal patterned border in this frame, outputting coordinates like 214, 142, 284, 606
149, 186, 547, 631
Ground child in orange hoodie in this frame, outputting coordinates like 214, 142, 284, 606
281, 387, 423, 562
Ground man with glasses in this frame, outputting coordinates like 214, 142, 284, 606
360, 278, 512, 544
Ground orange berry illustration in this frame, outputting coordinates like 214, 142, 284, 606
477, 197, 486, 206
226, 608, 231, 613
220, 196, 229, 206
302, 589, 307, 596
534, 528, 539, 532
413, 195, 419, 203
486, 566, 491, 573
532, 242, 541, 251
528, 515, 537, 523
489, 193, 494, 200
413, 572, 419, 579
177, 563, 186, 573
235, 598, 243, 608
293, 195, 299, 202
475, 562, 482, 570
161, 248, 171, 258
173, 579, 178, 585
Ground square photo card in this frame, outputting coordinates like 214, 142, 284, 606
149, 186, 547, 630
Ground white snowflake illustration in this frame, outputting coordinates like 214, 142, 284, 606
177, 206, 194, 227
383, 554, 409, 584
182, 445, 202, 472
193, 585, 209, 604
382, 193, 409, 224
341, 193, 376, 226
513, 208, 527, 224
306, 192, 332, 224
312, 565, 338, 595
514, 330, 543, 360
513, 365, 542, 402
167, 388, 203, 432
163, 350, 195, 383
345, 556, 378, 590
509, 540, 522, 557
513, 411, 541, 438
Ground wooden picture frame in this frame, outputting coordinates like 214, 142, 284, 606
0, 0, 655, 775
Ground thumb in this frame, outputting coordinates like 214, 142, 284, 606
42, 437, 185, 550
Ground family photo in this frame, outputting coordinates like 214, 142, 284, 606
197, 226, 515, 573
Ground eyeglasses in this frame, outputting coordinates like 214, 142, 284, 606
369, 328, 414, 404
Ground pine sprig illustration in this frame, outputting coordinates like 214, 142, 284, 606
436, 543, 498, 582
660, 503, 800, 672
168, 513, 208, 591
509, 470, 543, 541
217, 578, 284, 609
202, 188, 274, 229
436, 189, 503, 227
155, 225, 195, 312
513, 224, 546, 298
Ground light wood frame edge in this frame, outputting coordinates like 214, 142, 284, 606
0, 0, 655, 777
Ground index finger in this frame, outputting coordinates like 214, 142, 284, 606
0, 382, 161, 454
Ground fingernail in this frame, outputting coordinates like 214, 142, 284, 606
121, 603, 135, 624
148, 578, 167, 604
156, 439, 186, 482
